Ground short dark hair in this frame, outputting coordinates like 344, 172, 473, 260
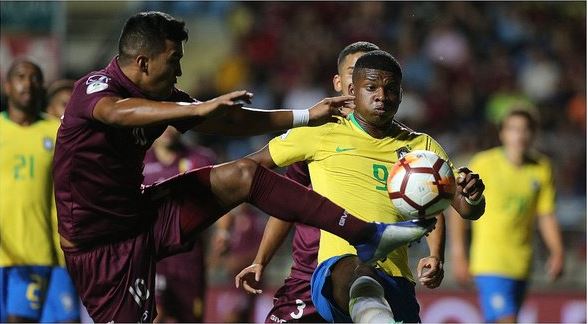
118, 11, 188, 65
499, 108, 538, 133
6, 59, 44, 83
47, 79, 75, 101
337, 41, 380, 68
352, 50, 403, 81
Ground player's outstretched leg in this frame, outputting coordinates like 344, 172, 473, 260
203, 159, 435, 260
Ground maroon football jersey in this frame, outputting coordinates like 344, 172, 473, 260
53, 57, 201, 244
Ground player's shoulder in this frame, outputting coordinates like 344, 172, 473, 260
471, 147, 501, 161
526, 150, 553, 169
38, 113, 61, 130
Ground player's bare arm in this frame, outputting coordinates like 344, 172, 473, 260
92, 90, 252, 127
417, 214, 446, 289
194, 95, 354, 136
451, 167, 485, 220
235, 217, 293, 294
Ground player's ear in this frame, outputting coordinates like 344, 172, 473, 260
399, 87, 403, 103
333, 74, 342, 93
348, 83, 355, 96
137, 55, 149, 74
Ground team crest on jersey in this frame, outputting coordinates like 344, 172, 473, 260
43, 137, 54, 150
395, 146, 410, 159
86, 75, 110, 94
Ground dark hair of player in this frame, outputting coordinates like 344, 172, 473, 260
352, 50, 403, 81
499, 108, 538, 133
337, 41, 380, 69
6, 59, 44, 83
118, 11, 188, 65
47, 79, 75, 101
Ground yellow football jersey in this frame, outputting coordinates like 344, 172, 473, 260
0, 112, 60, 266
269, 114, 454, 281
469, 147, 555, 279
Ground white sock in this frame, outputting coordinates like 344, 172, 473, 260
349, 276, 395, 323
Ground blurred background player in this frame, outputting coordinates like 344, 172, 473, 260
45, 79, 75, 120
236, 41, 384, 323
450, 108, 565, 323
41, 78, 81, 323
238, 50, 485, 322
0, 60, 61, 322
208, 205, 265, 322
143, 126, 215, 322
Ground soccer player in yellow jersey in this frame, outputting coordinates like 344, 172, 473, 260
450, 109, 564, 323
0, 60, 61, 322
239, 50, 486, 322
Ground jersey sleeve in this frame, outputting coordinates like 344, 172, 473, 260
268, 126, 324, 167
69, 74, 125, 120
537, 159, 556, 215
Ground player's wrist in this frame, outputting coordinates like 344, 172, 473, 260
465, 194, 484, 206
292, 109, 310, 127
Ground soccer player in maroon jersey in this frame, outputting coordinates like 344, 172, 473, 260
53, 12, 436, 322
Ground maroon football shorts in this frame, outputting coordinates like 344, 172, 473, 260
266, 276, 326, 323
63, 167, 224, 322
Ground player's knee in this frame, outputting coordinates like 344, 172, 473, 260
214, 158, 259, 192
232, 158, 259, 186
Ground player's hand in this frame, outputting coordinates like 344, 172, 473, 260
417, 256, 444, 289
456, 167, 485, 202
235, 263, 264, 294
307, 95, 355, 126
546, 253, 564, 281
451, 254, 473, 287
199, 90, 253, 118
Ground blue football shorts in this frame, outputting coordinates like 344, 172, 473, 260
310, 254, 420, 322
40, 266, 80, 322
474, 275, 528, 322
0, 266, 52, 321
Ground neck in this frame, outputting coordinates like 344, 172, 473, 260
7, 106, 38, 126
352, 113, 398, 139
503, 146, 525, 166
118, 59, 141, 86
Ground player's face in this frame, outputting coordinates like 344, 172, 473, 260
47, 88, 72, 119
4, 62, 43, 113
499, 114, 534, 152
351, 68, 401, 127
144, 40, 183, 99
333, 52, 366, 95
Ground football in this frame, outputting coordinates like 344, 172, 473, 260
387, 150, 456, 219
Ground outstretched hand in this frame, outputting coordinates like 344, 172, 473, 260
307, 95, 355, 126
235, 263, 264, 294
200, 90, 253, 119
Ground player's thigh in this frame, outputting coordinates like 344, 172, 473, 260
40, 267, 80, 323
474, 275, 527, 322
310, 254, 357, 322
375, 270, 421, 323
1, 266, 51, 321
63, 233, 157, 323
266, 276, 325, 323
146, 166, 227, 259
